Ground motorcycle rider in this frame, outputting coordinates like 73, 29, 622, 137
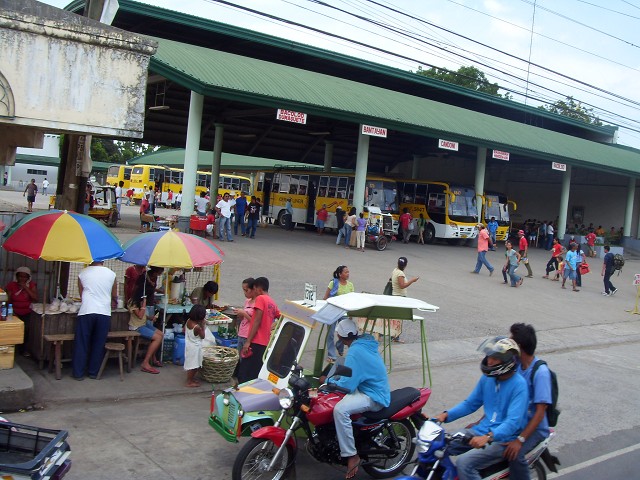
328, 319, 390, 479
433, 337, 528, 480
505, 323, 553, 480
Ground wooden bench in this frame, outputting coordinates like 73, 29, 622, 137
44, 331, 140, 380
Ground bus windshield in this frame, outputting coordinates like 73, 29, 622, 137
448, 186, 477, 222
485, 195, 510, 224
366, 180, 398, 214
108, 165, 120, 177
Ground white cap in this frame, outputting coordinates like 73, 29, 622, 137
336, 318, 358, 338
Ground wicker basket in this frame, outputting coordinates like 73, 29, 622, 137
201, 346, 239, 383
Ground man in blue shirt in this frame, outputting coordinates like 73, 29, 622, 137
487, 217, 499, 250
329, 319, 390, 479
506, 323, 552, 480
234, 191, 247, 236
434, 337, 528, 480
601, 245, 617, 296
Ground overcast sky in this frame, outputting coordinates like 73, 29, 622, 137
40, 0, 640, 149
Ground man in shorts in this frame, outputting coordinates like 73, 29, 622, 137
23, 178, 38, 212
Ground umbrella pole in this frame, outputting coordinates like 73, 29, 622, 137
39, 272, 48, 369
160, 270, 169, 363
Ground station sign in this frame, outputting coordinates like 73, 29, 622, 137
492, 150, 510, 161
276, 109, 307, 124
362, 124, 387, 138
552, 162, 567, 171
303, 283, 317, 307
438, 139, 459, 151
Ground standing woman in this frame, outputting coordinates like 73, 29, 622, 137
504, 241, 523, 287
323, 265, 354, 362
5, 267, 38, 355
417, 214, 426, 245
391, 257, 419, 343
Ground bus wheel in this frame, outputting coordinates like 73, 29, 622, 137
425, 225, 436, 244
276, 210, 286, 227
376, 236, 388, 251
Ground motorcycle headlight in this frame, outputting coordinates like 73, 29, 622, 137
278, 388, 294, 409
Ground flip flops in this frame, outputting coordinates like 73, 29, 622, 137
141, 366, 159, 374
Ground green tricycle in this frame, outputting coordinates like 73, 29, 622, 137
208, 292, 439, 443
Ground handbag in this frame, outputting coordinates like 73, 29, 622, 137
383, 279, 393, 296
579, 262, 590, 275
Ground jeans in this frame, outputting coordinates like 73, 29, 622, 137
71, 313, 110, 378
333, 390, 382, 457
326, 321, 344, 359
246, 218, 258, 238
502, 266, 508, 283
474, 251, 493, 273
336, 225, 351, 246
519, 250, 533, 276
508, 263, 521, 286
234, 213, 246, 235
603, 269, 616, 293
545, 257, 558, 275
219, 216, 233, 241
508, 430, 546, 480
448, 429, 507, 480
546, 236, 554, 250
489, 233, 496, 248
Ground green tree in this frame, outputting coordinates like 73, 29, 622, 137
89, 138, 168, 164
538, 96, 602, 125
415, 65, 503, 97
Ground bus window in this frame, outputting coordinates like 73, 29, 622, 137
415, 183, 427, 205
298, 175, 308, 195
327, 176, 338, 197
124, 167, 131, 181
428, 193, 445, 214
337, 177, 348, 199
257, 173, 265, 192
272, 173, 280, 194
402, 183, 416, 203
289, 175, 299, 195
279, 174, 291, 194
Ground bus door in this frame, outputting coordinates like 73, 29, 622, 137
306, 177, 317, 224
262, 174, 272, 216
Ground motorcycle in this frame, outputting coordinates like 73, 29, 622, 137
231, 363, 431, 480
396, 420, 559, 480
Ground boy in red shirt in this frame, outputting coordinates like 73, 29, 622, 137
237, 277, 281, 384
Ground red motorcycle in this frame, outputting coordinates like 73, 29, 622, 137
232, 364, 431, 480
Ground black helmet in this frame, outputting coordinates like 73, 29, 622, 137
478, 336, 520, 377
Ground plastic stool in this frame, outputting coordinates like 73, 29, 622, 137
97, 343, 127, 381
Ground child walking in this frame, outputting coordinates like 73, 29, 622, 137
184, 304, 207, 387
553, 256, 564, 281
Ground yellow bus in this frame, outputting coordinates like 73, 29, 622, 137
482, 191, 517, 241
397, 180, 478, 243
106, 165, 132, 189
130, 164, 251, 203
255, 169, 399, 230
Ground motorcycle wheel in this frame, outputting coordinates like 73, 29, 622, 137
529, 460, 547, 480
376, 236, 388, 251
231, 438, 294, 480
362, 419, 415, 478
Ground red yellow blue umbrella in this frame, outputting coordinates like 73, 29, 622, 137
120, 230, 224, 268
2, 210, 123, 263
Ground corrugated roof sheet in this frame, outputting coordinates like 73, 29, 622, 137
150, 37, 640, 176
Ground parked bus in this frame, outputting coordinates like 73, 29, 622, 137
482, 191, 516, 241
254, 169, 399, 231
129, 164, 251, 202
397, 180, 478, 243
106, 164, 132, 189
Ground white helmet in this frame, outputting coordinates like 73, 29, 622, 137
478, 336, 520, 377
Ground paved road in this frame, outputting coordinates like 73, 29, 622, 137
0, 189, 639, 479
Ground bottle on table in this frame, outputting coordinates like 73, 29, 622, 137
0, 302, 6, 321
7, 304, 13, 321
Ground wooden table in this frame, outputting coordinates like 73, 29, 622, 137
28, 309, 130, 369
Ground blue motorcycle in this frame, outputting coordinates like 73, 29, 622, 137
396, 420, 559, 480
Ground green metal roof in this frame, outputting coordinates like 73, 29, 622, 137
150, 37, 640, 177
129, 148, 348, 172
16, 154, 111, 171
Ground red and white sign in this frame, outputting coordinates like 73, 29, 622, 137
438, 139, 459, 151
634, 274, 640, 286
361, 124, 387, 138
276, 109, 307, 124
492, 150, 510, 161
552, 162, 567, 171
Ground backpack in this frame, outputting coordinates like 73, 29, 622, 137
613, 253, 625, 272
531, 360, 560, 427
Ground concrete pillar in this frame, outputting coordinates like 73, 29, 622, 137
323, 141, 333, 172
412, 154, 420, 179
557, 165, 572, 239
249, 172, 256, 195
7, 165, 12, 187
625, 176, 635, 238
0, 165, 5, 187
353, 129, 370, 214
474, 147, 487, 224
178, 91, 204, 232
210, 123, 224, 201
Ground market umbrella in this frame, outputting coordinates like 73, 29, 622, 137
2, 210, 124, 263
119, 230, 224, 268
119, 230, 225, 361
